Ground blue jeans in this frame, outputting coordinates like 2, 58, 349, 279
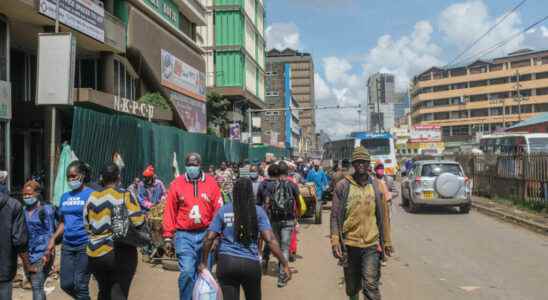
271, 220, 294, 281
0, 281, 12, 300
60, 244, 91, 300
175, 230, 211, 300
27, 260, 52, 300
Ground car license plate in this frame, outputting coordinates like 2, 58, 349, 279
423, 191, 434, 200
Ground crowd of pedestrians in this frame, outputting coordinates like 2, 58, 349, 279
0, 146, 395, 300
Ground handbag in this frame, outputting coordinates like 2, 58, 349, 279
111, 193, 151, 248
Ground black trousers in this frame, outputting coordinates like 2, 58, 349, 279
89, 245, 138, 300
216, 254, 262, 300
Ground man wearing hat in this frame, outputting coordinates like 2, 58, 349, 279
136, 165, 167, 211
330, 146, 393, 300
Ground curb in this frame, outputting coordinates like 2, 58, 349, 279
472, 202, 548, 236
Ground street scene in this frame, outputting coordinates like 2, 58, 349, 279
2, 0, 548, 300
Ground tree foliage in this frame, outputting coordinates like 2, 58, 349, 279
206, 92, 231, 136
138, 92, 170, 110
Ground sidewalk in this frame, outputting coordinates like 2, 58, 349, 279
472, 196, 548, 235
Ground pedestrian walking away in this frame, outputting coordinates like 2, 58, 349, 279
0, 176, 34, 300
84, 163, 145, 300
48, 161, 94, 300
22, 180, 56, 300
199, 178, 291, 300
162, 153, 223, 300
306, 160, 329, 202
330, 146, 393, 300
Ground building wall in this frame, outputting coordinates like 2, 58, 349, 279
367, 73, 397, 132
507, 122, 548, 133
412, 50, 548, 142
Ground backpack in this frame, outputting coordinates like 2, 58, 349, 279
111, 193, 151, 248
270, 180, 294, 220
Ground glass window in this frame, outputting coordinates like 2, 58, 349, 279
421, 164, 463, 177
0, 20, 6, 81
360, 138, 390, 155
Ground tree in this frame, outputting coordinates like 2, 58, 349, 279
138, 92, 170, 110
206, 92, 231, 137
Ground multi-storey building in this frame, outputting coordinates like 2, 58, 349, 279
412, 49, 548, 143
263, 62, 300, 151
204, 0, 266, 137
367, 73, 396, 131
0, 0, 206, 195
267, 48, 316, 152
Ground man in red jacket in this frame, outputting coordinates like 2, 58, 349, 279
163, 153, 223, 300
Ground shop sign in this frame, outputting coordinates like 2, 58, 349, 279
113, 96, 155, 121
410, 125, 442, 142
141, 0, 179, 29
39, 0, 105, 42
0, 81, 11, 120
170, 92, 207, 133
161, 49, 206, 101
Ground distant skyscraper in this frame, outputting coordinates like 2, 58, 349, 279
367, 73, 396, 131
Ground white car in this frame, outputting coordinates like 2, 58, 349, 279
401, 160, 472, 214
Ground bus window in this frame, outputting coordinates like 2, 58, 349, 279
529, 137, 548, 153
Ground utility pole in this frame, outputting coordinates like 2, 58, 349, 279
513, 70, 528, 122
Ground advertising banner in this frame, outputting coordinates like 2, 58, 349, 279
229, 123, 241, 140
410, 125, 442, 142
170, 92, 206, 133
39, 0, 105, 42
161, 49, 206, 101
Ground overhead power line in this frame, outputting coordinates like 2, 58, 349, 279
455, 14, 548, 64
446, 0, 528, 67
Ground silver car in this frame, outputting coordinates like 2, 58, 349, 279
401, 160, 471, 214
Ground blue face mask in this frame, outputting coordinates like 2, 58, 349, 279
23, 196, 38, 207
186, 166, 201, 179
68, 179, 83, 191
249, 172, 258, 180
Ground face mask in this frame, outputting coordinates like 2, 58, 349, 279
249, 172, 258, 180
68, 179, 83, 191
375, 170, 385, 178
186, 166, 201, 179
23, 196, 38, 207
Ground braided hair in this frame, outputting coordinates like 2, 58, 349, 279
67, 160, 92, 184
233, 177, 258, 247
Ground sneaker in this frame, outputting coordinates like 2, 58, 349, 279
277, 273, 289, 288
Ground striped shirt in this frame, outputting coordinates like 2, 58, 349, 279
84, 187, 144, 257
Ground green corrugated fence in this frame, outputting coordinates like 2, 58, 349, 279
71, 107, 288, 185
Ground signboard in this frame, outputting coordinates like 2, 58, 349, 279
39, 0, 105, 42
141, 0, 179, 29
252, 116, 261, 128
170, 92, 206, 133
0, 81, 11, 120
410, 125, 442, 142
270, 132, 278, 146
37, 33, 76, 105
229, 123, 241, 140
113, 96, 155, 121
161, 49, 206, 101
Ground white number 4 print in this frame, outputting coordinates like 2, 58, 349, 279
189, 205, 202, 224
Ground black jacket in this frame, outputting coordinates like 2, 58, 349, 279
256, 178, 299, 221
0, 193, 28, 282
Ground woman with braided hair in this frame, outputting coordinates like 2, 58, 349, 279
198, 177, 291, 300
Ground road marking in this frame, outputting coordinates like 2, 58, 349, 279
460, 286, 481, 292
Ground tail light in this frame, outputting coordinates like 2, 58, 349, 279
415, 176, 422, 183
385, 159, 392, 164
464, 176, 469, 183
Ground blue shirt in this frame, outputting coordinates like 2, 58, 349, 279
59, 187, 94, 247
209, 203, 271, 261
25, 204, 56, 264
306, 169, 329, 199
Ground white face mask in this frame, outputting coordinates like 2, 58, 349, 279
68, 179, 83, 191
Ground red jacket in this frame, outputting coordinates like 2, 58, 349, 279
162, 173, 223, 238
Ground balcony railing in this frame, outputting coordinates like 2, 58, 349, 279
103, 10, 126, 53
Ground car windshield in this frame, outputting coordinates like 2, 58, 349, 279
361, 138, 390, 155
528, 138, 548, 153
421, 164, 463, 177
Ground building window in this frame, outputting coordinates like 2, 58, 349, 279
470, 80, 488, 88
470, 66, 488, 74
471, 109, 488, 118
488, 77, 508, 85
114, 59, 137, 100
510, 59, 531, 69
452, 125, 469, 136
434, 112, 449, 120
537, 88, 548, 96
74, 58, 102, 90
470, 94, 488, 102
535, 103, 548, 112
10, 50, 36, 103
491, 64, 504, 71
180, 13, 196, 41
0, 19, 6, 81
433, 85, 449, 92
536, 71, 548, 80
450, 68, 467, 77
450, 82, 467, 90
489, 92, 508, 100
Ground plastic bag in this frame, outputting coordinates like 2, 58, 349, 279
298, 195, 307, 217
192, 269, 223, 300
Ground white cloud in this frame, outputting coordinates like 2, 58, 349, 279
266, 22, 301, 50
314, 73, 331, 101
439, 0, 523, 61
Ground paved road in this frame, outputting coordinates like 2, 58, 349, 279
20, 201, 548, 300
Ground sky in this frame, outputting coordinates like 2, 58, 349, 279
264, 0, 548, 138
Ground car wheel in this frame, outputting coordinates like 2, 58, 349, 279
459, 203, 471, 214
401, 188, 409, 207
408, 198, 418, 213
314, 201, 322, 224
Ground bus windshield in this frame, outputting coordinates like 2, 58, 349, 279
361, 138, 390, 155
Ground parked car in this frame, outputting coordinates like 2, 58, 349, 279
401, 160, 471, 214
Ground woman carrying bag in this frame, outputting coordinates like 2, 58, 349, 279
198, 178, 291, 300
84, 163, 146, 300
